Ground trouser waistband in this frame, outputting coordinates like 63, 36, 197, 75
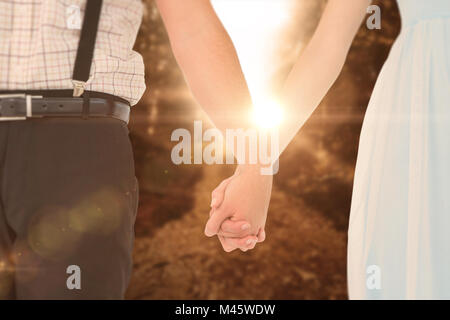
0, 90, 130, 124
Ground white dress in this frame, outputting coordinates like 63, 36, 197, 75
348, 0, 450, 299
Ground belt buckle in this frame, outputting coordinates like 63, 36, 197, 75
0, 93, 43, 121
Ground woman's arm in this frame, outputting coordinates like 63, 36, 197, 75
278, 0, 372, 156
155, 0, 253, 134
206, 0, 373, 250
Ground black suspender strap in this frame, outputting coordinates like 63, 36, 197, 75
72, 0, 103, 98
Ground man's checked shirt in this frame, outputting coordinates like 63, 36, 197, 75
0, 0, 145, 105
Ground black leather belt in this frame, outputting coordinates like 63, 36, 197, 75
0, 91, 130, 124
0, 1, 132, 124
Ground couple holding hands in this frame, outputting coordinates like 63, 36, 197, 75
181, 0, 450, 300
0, 0, 448, 300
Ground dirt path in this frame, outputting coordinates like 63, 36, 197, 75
126, 163, 348, 299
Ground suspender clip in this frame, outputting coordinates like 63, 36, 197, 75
72, 80, 86, 97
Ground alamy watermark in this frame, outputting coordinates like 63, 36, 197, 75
366, 264, 381, 290
366, 5, 381, 30
66, 5, 82, 30
171, 121, 279, 175
66, 265, 81, 290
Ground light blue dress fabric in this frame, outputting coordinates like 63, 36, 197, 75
348, 0, 450, 299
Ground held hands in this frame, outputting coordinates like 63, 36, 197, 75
204, 164, 273, 252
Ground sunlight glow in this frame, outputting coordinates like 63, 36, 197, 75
252, 98, 284, 129
212, 0, 292, 129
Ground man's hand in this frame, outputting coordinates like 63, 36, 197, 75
205, 165, 272, 252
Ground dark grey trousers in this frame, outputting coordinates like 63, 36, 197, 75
0, 117, 138, 299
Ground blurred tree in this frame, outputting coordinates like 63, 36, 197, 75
130, 0, 203, 237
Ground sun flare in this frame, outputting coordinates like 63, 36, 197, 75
212, 0, 292, 129
252, 98, 284, 129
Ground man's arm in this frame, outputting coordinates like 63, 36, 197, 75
156, 0, 268, 252
155, 0, 253, 133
